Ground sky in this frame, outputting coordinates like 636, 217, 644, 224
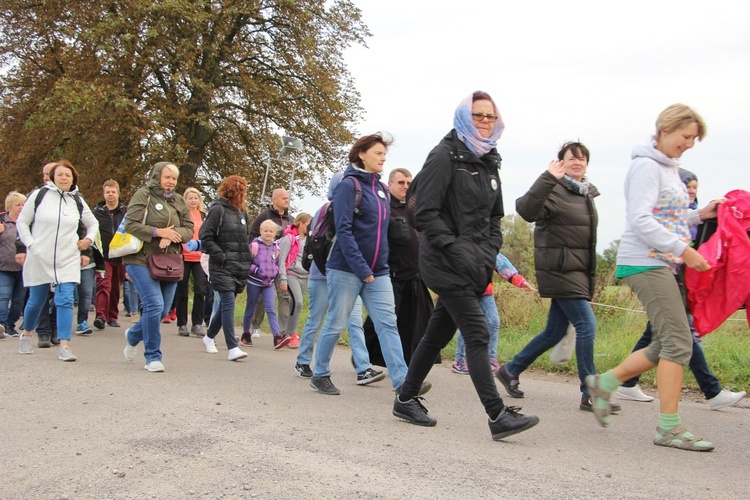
295, 0, 750, 252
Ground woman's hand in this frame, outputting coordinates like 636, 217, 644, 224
681, 246, 710, 271
77, 237, 92, 251
158, 237, 172, 249
698, 198, 724, 221
521, 281, 537, 292
279, 283, 288, 292
363, 275, 375, 283
547, 159, 566, 179
155, 225, 183, 243
15, 253, 25, 265
80, 255, 90, 267
0, 221, 5, 234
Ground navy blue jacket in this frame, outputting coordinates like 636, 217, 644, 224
327, 164, 390, 280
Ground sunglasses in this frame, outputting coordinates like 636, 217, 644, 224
396, 180, 411, 186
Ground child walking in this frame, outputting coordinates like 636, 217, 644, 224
242, 219, 288, 349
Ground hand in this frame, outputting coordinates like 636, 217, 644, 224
363, 275, 375, 283
77, 237, 92, 251
158, 237, 172, 249
521, 281, 537, 292
15, 254, 26, 265
155, 225, 183, 243
0, 221, 5, 234
698, 198, 724, 221
124, 273, 132, 282
547, 159, 566, 179
279, 283, 288, 292
81, 255, 90, 267
681, 246, 710, 271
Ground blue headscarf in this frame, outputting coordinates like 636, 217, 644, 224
453, 91, 505, 157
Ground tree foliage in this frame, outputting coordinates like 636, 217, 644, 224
500, 214, 535, 282
0, 0, 369, 206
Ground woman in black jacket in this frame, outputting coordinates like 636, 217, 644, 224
199, 175, 251, 361
393, 91, 538, 441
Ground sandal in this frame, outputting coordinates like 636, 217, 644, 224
584, 375, 612, 428
653, 424, 714, 452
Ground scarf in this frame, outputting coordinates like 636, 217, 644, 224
561, 174, 590, 196
453, 91, 504, 157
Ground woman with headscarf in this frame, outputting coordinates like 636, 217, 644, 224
392, 91, 539, 441
122, 162, 193, 372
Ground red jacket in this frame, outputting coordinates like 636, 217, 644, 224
685, 189, 750, 335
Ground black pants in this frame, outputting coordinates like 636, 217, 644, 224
400, 294, 504, 419
175, 261, 207, 327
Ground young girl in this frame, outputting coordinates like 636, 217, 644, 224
242, 219, 287, 349
277, 213, 312, 349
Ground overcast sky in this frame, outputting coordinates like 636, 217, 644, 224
296, 0, 750, 252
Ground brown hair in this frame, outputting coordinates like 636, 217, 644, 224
557, 141, 590, 163
103, 179, 120, 191
348, 133, 393, 168
50, 159, 79, 189
217, 175, 247, 211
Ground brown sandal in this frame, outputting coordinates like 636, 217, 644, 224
653, 424, 714, 452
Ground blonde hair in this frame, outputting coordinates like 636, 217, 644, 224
260, 219, 277, 232
293, 213, 312, 227
655, 104, 707, 141
5, 191, 26, 212
163, 163, 180, 178
183, 187, 205, 211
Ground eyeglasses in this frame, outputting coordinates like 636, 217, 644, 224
471, 113, 498, 123
396, 180, 411, 186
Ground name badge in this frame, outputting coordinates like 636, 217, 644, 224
155, 203, 164, 211
378, 190, 386, 199
490, 179, 498, 191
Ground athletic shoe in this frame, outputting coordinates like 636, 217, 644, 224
144, 360, 165, 372
38, 334, 51, 348
451, 359, 469, 374
169, 308, 177, 321
310, 375, 340, 395
240, 333, 253, 347
125, 311, 132, 317
162, 316, 171, 324
6, 327, 20, 337
107, 320, 121, 328
76, 321, 93, 335
295, 363, 313, 378
228, 347, 248, 361
190, 325, 204, 338
50, 331, 60, 345
274, 334, 291, 350
203, 335, 218, 354
19, 335, 33, 354
93, 317, 106, 330
58, 345, 77, 362
251, 328, 261, 338
707, 389, 747, 410
580, 396, 621, 413
288, 333, 300, 349
495, 364, 524, 398
177, 325, 189, 337
489, 406, 539, 441
356, 367, 386, 386
393, 396, 437, 427
123, 329, 137, 361
395, 380, 432, 397
616, 385, 654, 402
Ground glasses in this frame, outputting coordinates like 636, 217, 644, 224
396, 180, 411, 186
471, 113, 498, 123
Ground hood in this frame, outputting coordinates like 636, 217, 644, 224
44, 180, 80, 196
631, 140, 680, 169
679, 167, 698, 185
146, 161, 174, 196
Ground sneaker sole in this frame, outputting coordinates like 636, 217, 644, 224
59, 355, 77, 362
309, 381, 340, 395
357, 371, 386, 386
450, 368, 470, 375
295, 367, 313, 379
491, 417, 540, 441
392, 410, 437, 427
274, 337, 291, 350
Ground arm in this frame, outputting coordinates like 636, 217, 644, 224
515, 167, 561, 223
78, 198, 99, 250
198, 206, 225, 264
332, 178, 372, 281
15, 189, 40, 248
413, 145, 457, 248
124, 189, 155, 242
277, 234, 291, 286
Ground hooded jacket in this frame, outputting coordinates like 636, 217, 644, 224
0, 212, 23, 272
326, 164, 390, 280
200, 198, 251, 294
414, 130, 503, 297
249, 204, 291, 240
16, 182, 98, 286
93, 200, 127, 262
123, 162, 193, 268
516, 171, 599, 299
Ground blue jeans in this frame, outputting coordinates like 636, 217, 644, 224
125, 264, 178, 363
123, 279, 139, 313
297, 278, 370, 372
455, 294, 500, 363
206, 290, 239, 350
506, 298, 597, 397
77, 268, 95, 324
313, 269, 407, 389
0, 270, 25, 329
23, 283, 75, 341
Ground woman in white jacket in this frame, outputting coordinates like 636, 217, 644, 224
16, 160, 99, 361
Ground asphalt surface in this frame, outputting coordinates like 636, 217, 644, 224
1, 320, 748, 499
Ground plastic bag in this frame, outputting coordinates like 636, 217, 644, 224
550, 323, 576, 364
109, 218, 143, 258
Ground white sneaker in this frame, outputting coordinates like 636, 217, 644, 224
123, 329, 137, 361
203, 335, 218, 354
616, 385, 654, 402
19, 334, 33, 354
251, 328, 261, 339
144, 360, 165, 372
58, 345, 77, 362
707, 389, 747, 410
228, 347, 248, 361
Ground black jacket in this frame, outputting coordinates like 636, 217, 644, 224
200, 199, 252, 293
249, 205, 291, 240
414, 130, 504, 297
387, 196, 420, 281
516, 171, 599, 299
93, 201, 127, 262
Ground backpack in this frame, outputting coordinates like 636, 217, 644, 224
301, 176, 362, 274
32, 187, 84, 223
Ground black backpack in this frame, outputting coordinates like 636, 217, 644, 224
301, 177, 362, 274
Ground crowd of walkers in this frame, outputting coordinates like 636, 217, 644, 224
2, 93, 746, 450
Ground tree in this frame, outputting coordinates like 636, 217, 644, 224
0, 0, 369, 206
500, 214, 535, 281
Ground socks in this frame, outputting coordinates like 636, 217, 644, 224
598, 371, 622, 393
658, 412, 681, 431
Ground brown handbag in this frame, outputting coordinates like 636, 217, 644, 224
147, 251, 184, 281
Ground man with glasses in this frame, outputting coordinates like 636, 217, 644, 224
362, 168, 435, 366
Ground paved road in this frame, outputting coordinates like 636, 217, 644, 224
1, 322, 748, 499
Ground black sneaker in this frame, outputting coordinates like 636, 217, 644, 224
38, 334, 51, 348
489, 406, 539, 441
357, 368, 386, 386
274, 334, 291, 350
580, 396, 621, 413
107, 320, 121, 328
393, 396, 437, 427
93, 317, 106, 330
240, 333, 253, 347
495, 364, 524, 398
310, 375, 340, 395
6, 327, 20, 337
295, 363, 313, 379
50, 331, 59, 345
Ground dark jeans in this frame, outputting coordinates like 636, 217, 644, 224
622, 322, 722, 399
175, 260, 207, 327
32, 290, 56, 337
206, 289, 239, 350
77, 268, 95, 324
0, 270, 25, 329
399, 294, 505, 419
